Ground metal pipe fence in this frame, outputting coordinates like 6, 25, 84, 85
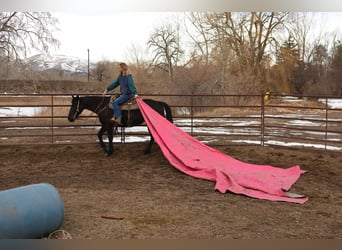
0, 93, 341, 152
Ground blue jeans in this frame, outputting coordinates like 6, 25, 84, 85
112, 94, 132, 119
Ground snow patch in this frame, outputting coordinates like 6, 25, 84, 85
318, 98, 342, 109
0, 107, 46, 117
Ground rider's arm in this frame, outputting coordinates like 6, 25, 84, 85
127, 74, 138, 95
105, 75, 120, 92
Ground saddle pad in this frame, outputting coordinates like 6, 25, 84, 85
121, 101, 138, 111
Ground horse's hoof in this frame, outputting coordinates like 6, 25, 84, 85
105, 151, 113, 157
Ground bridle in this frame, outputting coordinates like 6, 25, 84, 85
73, 98, 81, 120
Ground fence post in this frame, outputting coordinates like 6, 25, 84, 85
190, 95, 194, 135
261, 94, 265, 147
325, 97, 328, 151
121, 127, 125, 143
51, 95, 54, 144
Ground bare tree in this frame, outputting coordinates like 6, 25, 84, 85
126, 43, 154, 91
312, 44, 329, 77
148, 23, 183, 82
186, 12, 288, 93
92, 60, 116, 82
93, 61, 107, 82
285, 13, 316, 62
0, 12, 60, 60
274, 36, 301, 93
212, 12, 287, 75
330, 40, 342, 95
185, 13, 211, 67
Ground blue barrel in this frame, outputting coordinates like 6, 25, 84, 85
0, 183, 64, 239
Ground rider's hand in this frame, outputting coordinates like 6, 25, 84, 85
134, 94, 139, 98
103, 90, 107, 96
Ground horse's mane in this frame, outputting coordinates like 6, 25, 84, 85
82, 95, 111, 103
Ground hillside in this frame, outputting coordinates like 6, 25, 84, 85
24, 54, 96, 77
0, 80, 106, 94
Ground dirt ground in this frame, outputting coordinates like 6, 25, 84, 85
0, 142, 341, 239
1, 81, 341, 239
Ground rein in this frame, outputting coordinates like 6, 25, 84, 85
94, 96, 107, 115
92, 96, 108, 128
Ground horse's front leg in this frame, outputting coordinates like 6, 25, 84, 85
98, 125, 108, 154
106, 124, 114, 157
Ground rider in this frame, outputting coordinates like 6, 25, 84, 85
103, 62, 138, 125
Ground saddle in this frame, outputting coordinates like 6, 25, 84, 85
108, 94, 138, 127
108, 94, 138, 110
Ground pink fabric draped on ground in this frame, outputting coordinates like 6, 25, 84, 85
137, 98, 308, 204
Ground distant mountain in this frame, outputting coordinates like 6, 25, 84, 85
24, 54, 95, 75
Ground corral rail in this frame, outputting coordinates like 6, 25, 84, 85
0, 93, 341, 152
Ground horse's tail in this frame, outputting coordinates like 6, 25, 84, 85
162, 102, 173, 123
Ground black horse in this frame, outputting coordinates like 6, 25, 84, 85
67, 95, 173, 156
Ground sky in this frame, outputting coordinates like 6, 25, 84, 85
50, 12, 180, 62
48, 12, 342, 63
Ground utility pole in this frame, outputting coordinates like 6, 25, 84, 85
6, 52, 10, 78
87, 49, 90, 82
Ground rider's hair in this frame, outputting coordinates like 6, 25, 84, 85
119, 62, 129, 76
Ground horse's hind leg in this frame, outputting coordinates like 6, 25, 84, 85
144, 130, 154, 154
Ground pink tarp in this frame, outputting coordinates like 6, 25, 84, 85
137, 98, 308, 204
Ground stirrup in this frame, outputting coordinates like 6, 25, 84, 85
111, 117, 122, 125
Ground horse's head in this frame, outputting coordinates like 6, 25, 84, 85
68, 95, 83, 122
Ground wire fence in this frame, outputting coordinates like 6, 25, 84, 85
0, 93, 341, 152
